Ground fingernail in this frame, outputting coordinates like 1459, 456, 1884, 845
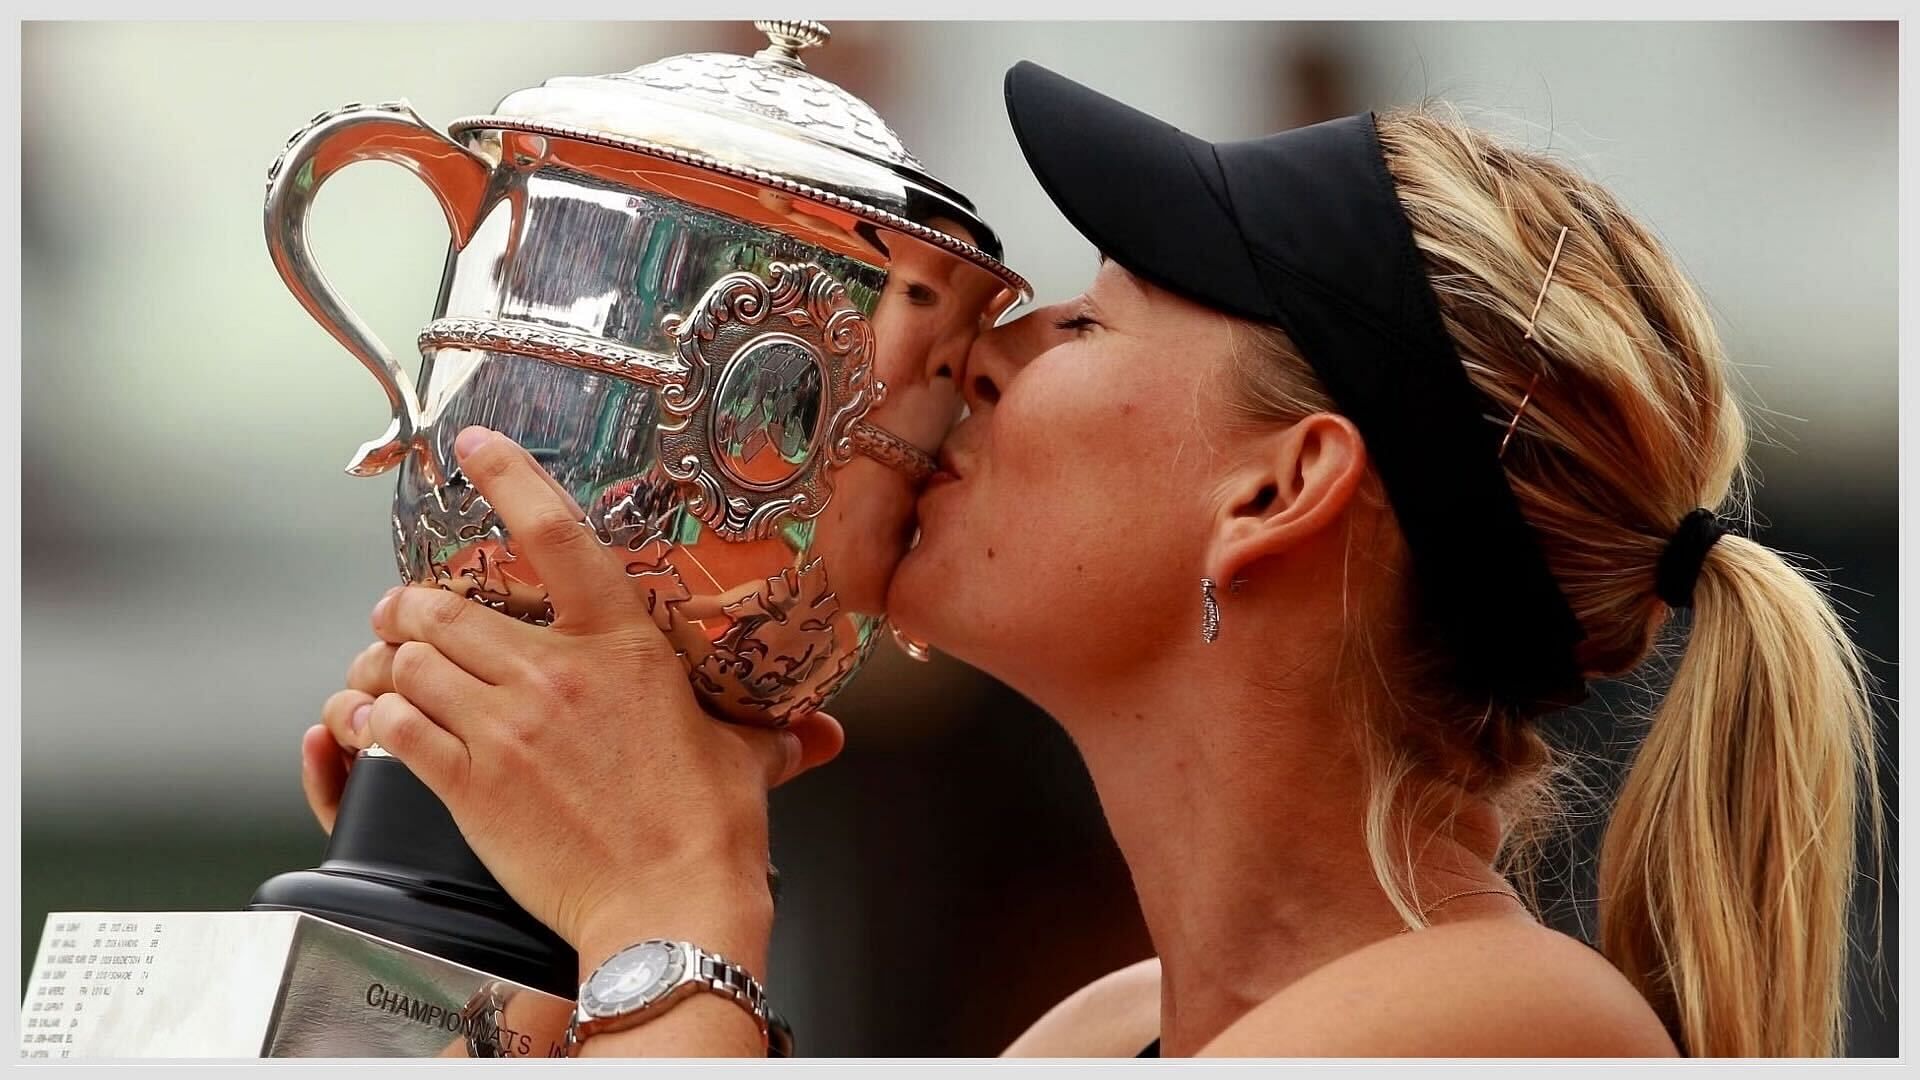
372, 589, 397, 623
782, 732, 803, 781
350, 704, 371, 735
455, 426, 492, 459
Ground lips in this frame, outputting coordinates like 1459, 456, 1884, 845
922, 447, 963, 489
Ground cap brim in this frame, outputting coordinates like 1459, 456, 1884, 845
1003, 60, 1275, 323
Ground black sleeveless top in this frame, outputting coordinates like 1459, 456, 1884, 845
1138, 1038, 1159, 1057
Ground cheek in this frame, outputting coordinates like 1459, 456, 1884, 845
993, 367, 1194, 549
893, 365, 1199, 655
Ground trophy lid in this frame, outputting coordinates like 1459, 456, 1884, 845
448, 21, 1025, 293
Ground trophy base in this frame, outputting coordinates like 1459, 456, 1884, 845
29, 762, 800, 1056
20, 910, 574, 1058
246, 751, 577, 999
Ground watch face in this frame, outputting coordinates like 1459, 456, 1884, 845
583, 941, 685, 1017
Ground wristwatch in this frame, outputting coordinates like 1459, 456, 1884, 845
564, 939, 772, 1056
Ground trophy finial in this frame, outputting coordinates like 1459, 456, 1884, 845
753, 20, 830, 69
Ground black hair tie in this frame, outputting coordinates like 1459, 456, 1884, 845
1655, 508, 1730, 609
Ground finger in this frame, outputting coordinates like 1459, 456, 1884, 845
372, 584, 529, 684
739, 725, 805, 790
387, 640, 492, 738
452, 427, 622, 629
322, 688, 378, 753
301, 724, 350, 835
346, 639, 399, 698
367, 692, 472, 803
786, 711, 846, 780
448, 429, 589, 522
734, 712, 849, 790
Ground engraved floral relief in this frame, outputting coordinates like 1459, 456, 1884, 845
595, 489, 856, 726
404, 474, 554, 625
592, 490, 692, 635
416, 318, 688, 387
391, 424, 864, 726
605, 53, 921, 172
686, 559, 856, 727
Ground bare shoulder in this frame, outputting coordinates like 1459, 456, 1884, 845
1201, 920, 1678, 1058
1002, 956, 1160, 1057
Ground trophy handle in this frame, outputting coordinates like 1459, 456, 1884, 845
264, 100, 494, 477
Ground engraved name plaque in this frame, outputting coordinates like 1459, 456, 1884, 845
19, 912, 572, 1058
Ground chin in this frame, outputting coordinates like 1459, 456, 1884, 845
887, 547, 1021, 679
886, 538, 983, 652
883, 545, 940, 643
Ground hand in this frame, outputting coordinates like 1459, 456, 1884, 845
301, 640, 842, 834
300, 635, 418, 833
304, 426, 846, 978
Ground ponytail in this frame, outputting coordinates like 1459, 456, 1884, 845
1252, 105, 1886, 1056
1596, 533, 1882, 1056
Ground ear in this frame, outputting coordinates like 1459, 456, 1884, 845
1205, 412, 1368, 587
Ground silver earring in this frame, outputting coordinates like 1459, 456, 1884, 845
1201, 577, 1221, 644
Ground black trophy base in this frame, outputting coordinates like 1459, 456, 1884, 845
249, 751, 578, 999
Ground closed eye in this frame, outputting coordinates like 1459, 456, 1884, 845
1053, 314, 1099, 334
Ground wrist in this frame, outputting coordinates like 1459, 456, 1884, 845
567, 939, 775, 1058
572, 867, 775, 985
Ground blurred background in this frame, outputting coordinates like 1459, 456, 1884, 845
21, 20, 1897, 1056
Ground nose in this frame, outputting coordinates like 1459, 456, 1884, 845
958, 304, 1062, 414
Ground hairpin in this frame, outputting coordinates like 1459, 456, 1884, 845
1499, 225, 1570, 460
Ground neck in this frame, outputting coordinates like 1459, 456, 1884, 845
1025, 632, 1511, 1057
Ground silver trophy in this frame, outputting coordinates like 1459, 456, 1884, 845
22, 21, 1028, 1058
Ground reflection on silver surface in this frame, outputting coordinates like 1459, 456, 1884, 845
710, 335, 826, 491
452, 21, 1027, 287
264, 21, 1028, 724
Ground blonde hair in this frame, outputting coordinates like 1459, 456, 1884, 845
1223, 103, 1882, 1057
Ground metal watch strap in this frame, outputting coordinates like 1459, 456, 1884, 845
564, 943, 772, 1056
696, 948, 770, 1037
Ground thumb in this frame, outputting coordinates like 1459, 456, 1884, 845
742, 712, 846, 789
785, 711, 846, 780
300, 723, 351, 835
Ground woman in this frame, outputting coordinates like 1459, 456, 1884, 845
300, 62, 1879, 1057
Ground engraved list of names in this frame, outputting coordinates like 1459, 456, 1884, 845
21, 916, 167, 1058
